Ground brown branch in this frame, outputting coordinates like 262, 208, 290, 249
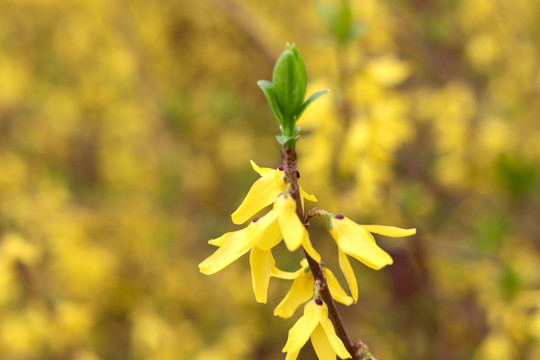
281, 146, 369, 360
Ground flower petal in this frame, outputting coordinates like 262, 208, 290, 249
250, 160, 276, 176
361, 225, 416, 237
331, 218, 393, 270
300, 186, 317, 211
208, 232, 234, 247
199, 228, 251, 275
274, 272, 313, 318
319, 307, 352, 359
250, 247, 275, 303
324, 267, 353, 306
250, 210, 282, 250
282, 301, 321, 353
271, 267, 301, 280
231, 171, 286, 225
311, 325, 338, 360
300, 187, 317, 202
285, 349, 301, 360
276, 195, 305, 251
302, 232, 321, 262
338, 249, 358, 303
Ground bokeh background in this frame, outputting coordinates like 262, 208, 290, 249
1, 0, 540, 359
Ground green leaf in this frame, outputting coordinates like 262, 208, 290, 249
257, 80, 284, 125
295, 89, 329, 120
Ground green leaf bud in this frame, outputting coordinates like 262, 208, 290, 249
272, 43, 307, 125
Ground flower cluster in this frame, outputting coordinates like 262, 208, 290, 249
200, 42, 415, 360
199, 161, 320, 303
200, 160, 415, 358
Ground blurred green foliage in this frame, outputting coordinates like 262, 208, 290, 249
0, 0, 540, 359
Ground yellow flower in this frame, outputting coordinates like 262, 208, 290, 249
231, 160, 317, 225
282, 299, 351, 360
254, 193, 320, 259
329, 214, 416, 302
199, 194, 320, 303
274, 259, 353, 319
199, 221, 291, 303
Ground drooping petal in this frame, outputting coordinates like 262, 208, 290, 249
302, 232, 321, 262
338, 248, 358, 303
231, 169, 286, 225
300, 186, 317, 209
208, 231, 234, 247
331, 218, 393, 270
250, 247, 275, 303
319, 306, 352, 359
250, 160, 277, 176
311, 325, 338, 360
285, 349, 301, 360
249, 210, 282, 250
282, 301, 321, 354
274, 272, 313, 318
300, 186, 317, 202
361, 225, 416, 237
199, 228, 251, 275
271, 267, 301, 280
276, 195, 306, 251
324, 267, 353, 306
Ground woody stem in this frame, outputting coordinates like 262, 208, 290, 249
281, 146, 364, 360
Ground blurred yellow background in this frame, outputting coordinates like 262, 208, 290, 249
1, 0, 540, 359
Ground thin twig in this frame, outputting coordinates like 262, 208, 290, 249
281, 146, 366, 360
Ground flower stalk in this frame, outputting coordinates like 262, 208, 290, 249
281, 145, 361, 359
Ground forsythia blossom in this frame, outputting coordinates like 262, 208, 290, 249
231, 160, 316, 224
328, 214, 416, 302
283, 299, 351, 360
199, 161, 320, 303
274, 259, 352, 319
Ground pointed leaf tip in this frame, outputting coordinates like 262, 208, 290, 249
296, 89, 330, 120
257, 80, 284, 124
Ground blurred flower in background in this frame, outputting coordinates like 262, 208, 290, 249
0, 0, 539, 359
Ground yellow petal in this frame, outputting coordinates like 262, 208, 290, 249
271, 267, 302, 280
274, 272, 313, 318
311, 325, 338, 360
285, 349, 301, 360
250, 247, 275, 303
208, 232, 233, 247
323, 267, 353, 306
319, 306, 352, 359
199, 228, 251, 274
249, 210, 282, 250
282, 301, 321, 353
276, 195, 305, 251
338, 249, 358, 303
231, 170, 286, 225
331, 218, 393, 270
300, 187, 317, 202
361, 225, 416, 237
299, 186, 317, 211
302, 232, 321, 262
250, 160, 277, 176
